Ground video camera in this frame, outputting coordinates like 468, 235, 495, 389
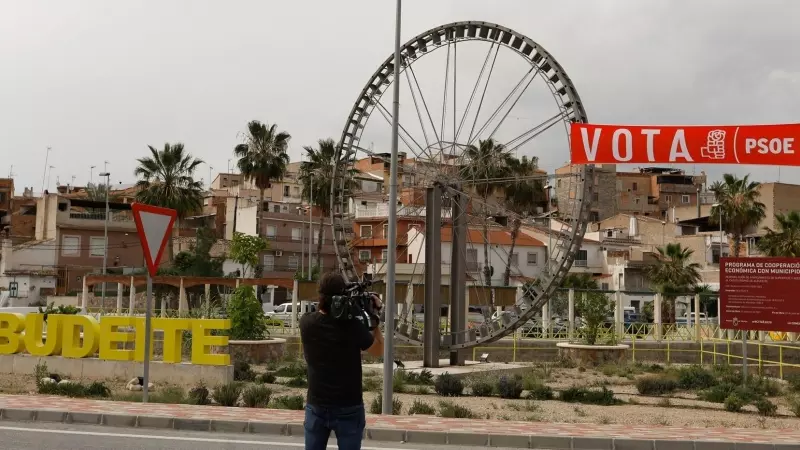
329, 279, 382, 330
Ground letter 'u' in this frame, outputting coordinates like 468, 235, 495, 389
24, 314, 62, 356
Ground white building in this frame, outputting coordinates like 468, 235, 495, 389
0, 239, 57, 307
405, 226, 547, 286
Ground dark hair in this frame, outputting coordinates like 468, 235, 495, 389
318, 272, 347, 312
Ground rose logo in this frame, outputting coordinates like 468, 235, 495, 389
708, 130, 725, 143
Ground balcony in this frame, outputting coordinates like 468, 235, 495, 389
59, 210, 137, 231
354, 203, 452, 219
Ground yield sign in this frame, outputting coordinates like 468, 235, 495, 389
131, 203, 177, 277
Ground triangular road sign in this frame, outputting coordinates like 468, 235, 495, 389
131, 203, 177, 277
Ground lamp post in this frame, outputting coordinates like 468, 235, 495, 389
544, 183, 553, 335
308, 175, 313, 281
99, 171, 111, 310
296, 206, 306, 277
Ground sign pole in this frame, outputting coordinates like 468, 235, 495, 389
742, 331, 748, 384
143, 272, 153, 402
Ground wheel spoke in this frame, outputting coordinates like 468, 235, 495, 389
456, 42, 497, 148
466, 66, 537, 148
439, 41, 451, 151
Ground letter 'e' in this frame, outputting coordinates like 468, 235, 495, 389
99, 316, 136, 361
191, 319, 230, 366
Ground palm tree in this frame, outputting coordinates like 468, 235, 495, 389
234, 120, 291, 238
694, 284, 718, 318
135, 143, 204, 261
646, 243, 702, 324
710, 174, 766, 257
757, 211, 800, 257
299, 139, 358, 270
84, 182, 120, 203
502, 155, 545, 286
460, 138, 513, 286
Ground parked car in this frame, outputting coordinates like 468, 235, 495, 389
265, 302, 316, 325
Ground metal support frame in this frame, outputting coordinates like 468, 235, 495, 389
449, 190, 467, 366
423, 186, 442, 368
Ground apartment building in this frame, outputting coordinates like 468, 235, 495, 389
554, 164, 617, 222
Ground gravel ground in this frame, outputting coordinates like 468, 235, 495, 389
2, 364, 800, 430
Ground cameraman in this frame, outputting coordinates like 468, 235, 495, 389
300, 272, 384, 450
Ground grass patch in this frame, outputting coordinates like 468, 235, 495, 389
272, 395, 305, 410
438, 401, 475, 418
496, 375, 524, 399
370, 394, 402, 415
362, 377, 381, 392
508, 400, 540, 412
636, 375, 678, 396
284, 376, 308, 388
723, 394, 745, 412
275, 361, 307, 378
38, 380, 111, 399
405, 369, 434, 385
754, 397, 777, 417
434, 372, 464, 397
408, 399, 435, 415
214, 382, 243, 407
675, 366, 717, 390
188, 385, 210, 405
525, 383, 555, 401
256, 372, 277, 384
392, 371, 408, 393
469, 377, 495, 397
559, 386, 621, 406
149, 386, 186, 404
242, 385, 272, 408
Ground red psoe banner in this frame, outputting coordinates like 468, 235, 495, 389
570, 123, 800, 166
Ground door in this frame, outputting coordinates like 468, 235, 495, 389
263, 254, 275, 272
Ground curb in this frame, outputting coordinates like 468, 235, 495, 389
1, 407, 798, 450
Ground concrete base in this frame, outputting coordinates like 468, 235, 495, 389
556, 342, 630, 367
0, 354, 233, 385
363, 359, 528, 378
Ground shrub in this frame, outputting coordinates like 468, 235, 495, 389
227, 285, 268, 340
362, 377, 381, 392
285, 376, 308, 388
370, 394, 402, 415
788, 395, 800, 417
470, 377, 495, 397
34, 362, 49, 391
732, 385, 761, 403
214, 382, 243, 407
234, 361, 256, 382
677, 366, 717, 390
749, 376, 782, 397
636, 375, 678, 396
434, 372, 464, 397
392, 371, 408, 393
408, 400, 435, 415
559, 386, 620, 406
699, 383, 736, 403
724, 394, 745, 412
526, 384, 555, 401
438, 401, 475, 418
576, 292, 614, 345
187, 385, 210, 405
242, 385, 272, 408
496, 375, 524, 399
786, 374, 800, 392
276, 361, 307, 378
272, 395, 305, 410
405, 369, 434, 385
150, 386, 186, 404
256, 372, 277, 384
754, 398, 777, 417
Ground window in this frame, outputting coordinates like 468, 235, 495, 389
292, 186, 300, 196
89, 236, 106, 257
383, 224, 389, 238
590, 211, 600, 222
273, 204, 280, 213
61, 236, 80, 256
283, 186, 290, 196
527, 252, 538, 265
681, 195, 690, 204
601, 282, 610, 291
380, 249, 388, 263
288, 255, 300, 270
263, 254, 275, 271
665, 195, 672, 203
509, 252, 518, 267
574, 249, 588, 267
265, 225, 277, 239
313, 228, 323, 245
632, 182, 638, 191
358, 250, 371, 261
592, 192, 599, 202
606, 230, 613, 237
291, 228, 301, 241
466, 248, 478, 271
557, 179, 562, 188
360, 225, 373, 238
634, 197, 640, 205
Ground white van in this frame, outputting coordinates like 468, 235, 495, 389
265, 301, 317, 325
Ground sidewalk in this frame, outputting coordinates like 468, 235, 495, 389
1, 394, 799, 449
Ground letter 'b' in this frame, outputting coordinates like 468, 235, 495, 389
0, 313, 25, 354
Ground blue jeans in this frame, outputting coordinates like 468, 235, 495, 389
304, 403, 365, 450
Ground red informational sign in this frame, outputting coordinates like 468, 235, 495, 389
719, 257, 800, 333
131, 203, 177, 277
570, 123, 800, 166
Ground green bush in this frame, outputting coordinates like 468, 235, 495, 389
406, 369, 434, 385
469, 377, 495, 397
256, 372, 277, 384
408, 400, 435, 415
732, 385, 761, 403
227, 285, 268, 340
214, 382, 243, 407
636, 375, 678, 396
788, 395, 800, 417
786, 374, 800, 392
496, 375, 524, 399
362, 377, 381, 392
676, 366, 717, 390
187, 385, 210, 405
392, 371, 408, 393
285, 376, 308, 388
370, 394, 402, 415
699, 383, 736, 403
754, 397, 777, 417
438, 401, 475, 418
434, 372, 464, 397
723, 394, 745, 412
234, 361, 256, 382
276, 361, 307, 378
150, 386, 186, 404
38, 380, 111, 398
748, 376, 782, 397
526, 383, 555, 401
272, 395, 305, 410
242, 385, 272, 408
559, 386, 620, 406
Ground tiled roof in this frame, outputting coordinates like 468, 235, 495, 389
439, 228, 545, 247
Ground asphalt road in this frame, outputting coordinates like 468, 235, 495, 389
0, 422, 526, 450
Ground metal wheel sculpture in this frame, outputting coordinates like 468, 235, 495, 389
331, 21, 593, 351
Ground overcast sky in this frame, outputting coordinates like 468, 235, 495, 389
2, 0, 799, 195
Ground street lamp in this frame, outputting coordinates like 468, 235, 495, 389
99, 171, 111, 310
712, 203, 724, 261
544, 182, 554, 335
